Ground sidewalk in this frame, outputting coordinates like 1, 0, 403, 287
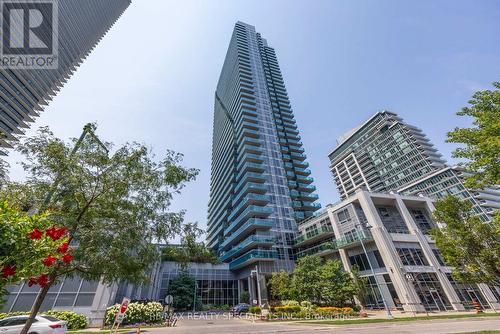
364, 309, 498, 319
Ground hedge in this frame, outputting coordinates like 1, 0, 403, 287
248, 306, 261, 314
0, 311, 87, 330
316, 306, 355, 315
104, 302, 163, 326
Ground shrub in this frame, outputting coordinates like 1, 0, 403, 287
240, 291, 250, 304
281, 300, 299, 307
272, 305, 301, 313
300, 301, 313, 312
248, 306, 261, 314
105, 302, 163, 326
0, 311, 87, 330
316, 306, 355, 315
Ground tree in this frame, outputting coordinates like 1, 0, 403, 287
430, 196, 500, 286
292, 255, 323, 304
447, 82, 500, 189
0, 201, 68, 303
0, 124, 198, 334
291, 255, 355, 306
167, 272, 200, 310
161, 223, 219, 269
319, 260, 356, 307
240, 291, 250, 304
268, 270, 294, 301
351, 266, 369, 309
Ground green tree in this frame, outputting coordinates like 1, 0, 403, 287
0, 124, 198, 334
430, 196, 500, 286
292, 255, 323, 303
167, 272, 200, 310
447, 82, 500, 189
268, 270, 294, 301
319, 260, 356, 307
239, 291, 250, 304
351, 266, 369, 309
161, 223, 219, 269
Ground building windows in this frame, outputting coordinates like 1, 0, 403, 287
376, 206, 409, 234
349, 253, 371, 271
431, 249, 446, 266
397, 247, 429, 266
337, 208, 351, 224
446, 274, 489, 309
411, 272, 452, 311
410, 209, 434, 234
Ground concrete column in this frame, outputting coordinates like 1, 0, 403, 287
248, 276, 257, 305
374, 274, 396, 309
357, 190, 425, 313
478, 284, 500, 310
395, 197, 465, 311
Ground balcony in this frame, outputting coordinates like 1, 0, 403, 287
294, 167, 311, 175
235, 171, 265, 184
233, 182, 268, 204
225, 205, 273, 235
290, 152, 307, 161
229, 250, 278, 270
237, 161, 265, 174
296, 175, 314, 184
294, 225, 335, 246
238, 128, 259, 139
297, 183, 316, 192
295, 230, 373, 258
220, 235, 275, 261
296, 240, 336, 258
229, 194, 270, 219
222, 218, 273, 245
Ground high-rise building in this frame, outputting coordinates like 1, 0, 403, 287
207, 22, 320, 301
328, 111, 499, 221
0, 0, 131, 155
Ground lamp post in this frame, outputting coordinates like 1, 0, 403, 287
355, 224, 393, 319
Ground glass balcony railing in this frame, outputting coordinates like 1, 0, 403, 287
225, 206, 273, 235
222, 218, 273, 246
237, 161, 265, 174
233, 182, 268, 203
294, 167, 311, 175
297, 183, 316, 192
228, 194, 270, 220
220, 235, 275, 261
229, 250, 278, 270
235, 171, 265, 184
296, 230, 373, 258
294, 225, 334, 245
296, 175, 314, 183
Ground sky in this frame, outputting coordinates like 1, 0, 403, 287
5, 0, 500, 234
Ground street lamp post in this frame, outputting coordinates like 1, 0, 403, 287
356, 224, 393, 319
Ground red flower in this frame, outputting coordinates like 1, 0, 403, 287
28, 229, 43, 240
46, 227, 67, 241
37, 274, 49, 288
1, 265, 16, 278
42, 255, 57, 267
28, 277, 38, 287
57, 242, 69, 254
61, 253, 73, 264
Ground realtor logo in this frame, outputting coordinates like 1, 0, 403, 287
0, 0, 58, 69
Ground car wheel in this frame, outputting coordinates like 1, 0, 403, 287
28, 332, 38, 334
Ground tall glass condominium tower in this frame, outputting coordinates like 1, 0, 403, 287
208, 22, 320, 277
0, 0, 131, 155
328, 111, 499, 221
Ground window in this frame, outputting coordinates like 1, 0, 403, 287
397, 247, 429, 266
337, 208, 350, 224
376, 206, 409, 234
349, 253, 371, 271
410, 209, 434, 234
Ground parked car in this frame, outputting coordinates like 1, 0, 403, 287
0, 315, 67, 334
231, 303, 250, 315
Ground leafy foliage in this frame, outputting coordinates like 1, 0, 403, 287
351, 266, 369, 308
248, 306, 261, 314
447, 82, 500, 189
430, 196, 500, 285
160, 225, 219, 268
269, 256, 356, 307
0, 124, 198, 333
0, 201, 68, 297
105, 302, 163, 326
268, 270, 294, 301
166, 272, 200, 311
239, 291, 250, 304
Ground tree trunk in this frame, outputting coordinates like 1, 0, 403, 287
19, 276, 54, 334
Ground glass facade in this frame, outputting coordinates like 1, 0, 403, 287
207, 22, 320, 274
2, 277, 99, 312
158, 263, 238, 306
0, 0, 131, 155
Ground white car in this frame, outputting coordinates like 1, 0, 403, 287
0, 315, 67, 334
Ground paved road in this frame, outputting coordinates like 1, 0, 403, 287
132, 316, 500, 334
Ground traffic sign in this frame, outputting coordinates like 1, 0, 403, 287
115, 297, 130, 324
164, 295, 173, 305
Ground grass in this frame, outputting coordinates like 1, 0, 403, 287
297, 312, 500, 326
